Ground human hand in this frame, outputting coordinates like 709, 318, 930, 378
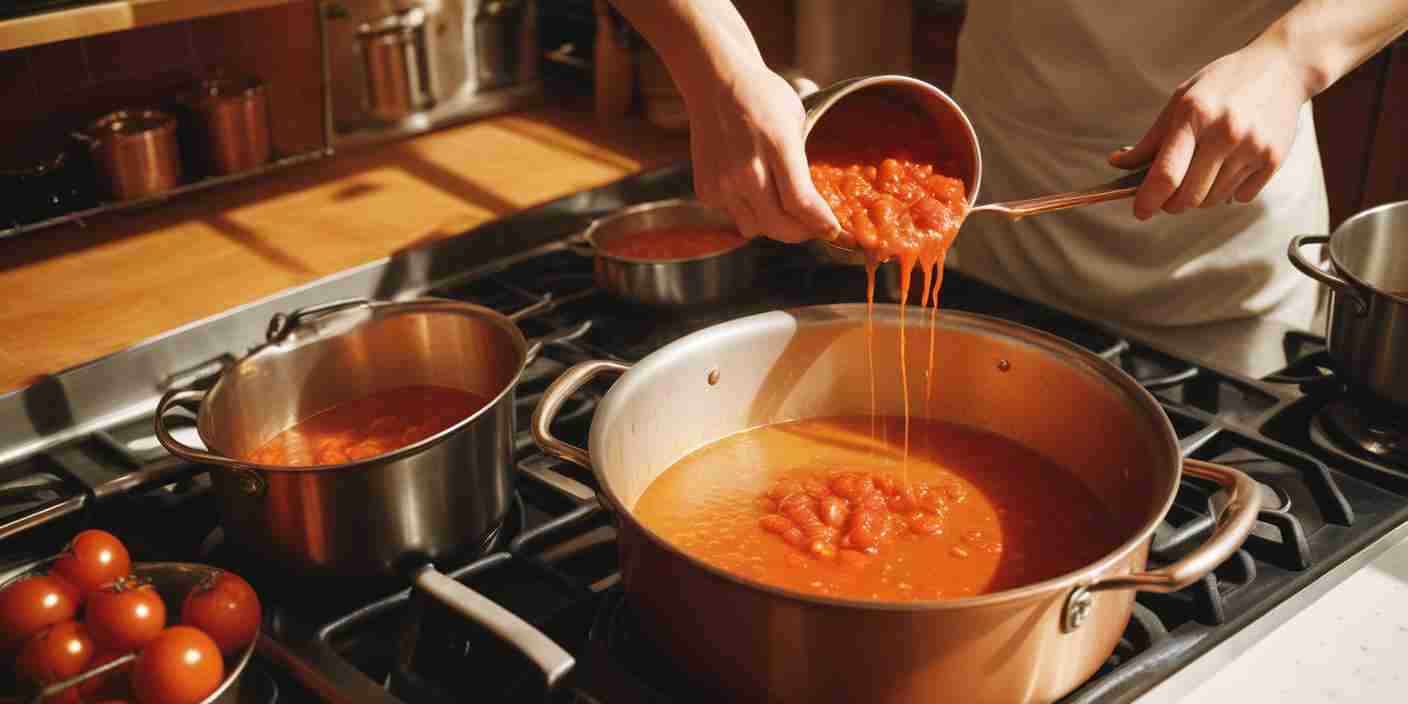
685, 67, 842, 242
1109, 40, 1312, 220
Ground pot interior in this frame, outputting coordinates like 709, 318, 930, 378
592, 306, 1176, 562
1332, 201, 1408, 294
587, 200, 745, 261
199, 302, 524, 461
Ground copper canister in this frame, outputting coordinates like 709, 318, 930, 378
80, 109, 183, 202
187, 77, 273, 176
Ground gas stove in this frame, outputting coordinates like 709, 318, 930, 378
3, 164, 1408, 704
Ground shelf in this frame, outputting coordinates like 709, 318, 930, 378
0, 147, 329, 242
0, 0, 297, 52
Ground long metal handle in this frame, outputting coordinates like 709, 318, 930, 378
266, 298, 374, 343
153, 389, 266, 496
413, 566, 574, 688
1288, 234, 1367, 315
531, 360, 630, 469
1063, 458, 1261, 632
972, 167, 1149, 221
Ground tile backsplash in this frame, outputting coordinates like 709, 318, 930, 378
0, 1, 325, 168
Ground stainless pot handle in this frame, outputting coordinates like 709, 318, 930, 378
532, 360, 631, 468
154, 389, 267, 497
1288, 235, 1367, 315
267, 298, 375, 343
1062, 459, 1262, 632
413, 566, 574, 688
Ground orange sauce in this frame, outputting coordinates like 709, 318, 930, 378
633, 416, 1121, 601
245, 385, 490, 467
599, 227, 746, 260
808, 90, 969, 475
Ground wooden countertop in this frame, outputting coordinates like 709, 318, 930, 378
0, 106, 689, 393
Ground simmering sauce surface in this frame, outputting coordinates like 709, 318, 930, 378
246, 385, 489, 467
599, 227, 746, 260
634, 416, 1123, 601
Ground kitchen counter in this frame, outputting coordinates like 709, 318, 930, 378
0, 104, 688, 394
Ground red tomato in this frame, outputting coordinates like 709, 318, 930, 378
0, 574, 79, 651
15, 620, 94, 703
86, 578, 167, 652
179, 571, 260, 656
131, 626, 224, 704
52, 530, 131, 603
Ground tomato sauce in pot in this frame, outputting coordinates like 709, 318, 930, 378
598, 227, 747, 261
633, 416, 1122, 601
245, 385, 489, 467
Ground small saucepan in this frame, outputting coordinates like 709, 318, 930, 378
574, 198, 763, 307
1289, 200, 1408, 408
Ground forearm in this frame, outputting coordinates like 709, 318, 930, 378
605, 0, 765, 99
1257, 0, 1408, 99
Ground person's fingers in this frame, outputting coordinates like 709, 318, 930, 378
1164, 142, 1231, 212
737, 157, 814, 243
759, 124, 842, 240
1233, 166, 1277, 204
1109, 89, 1179, 168
1202, 151, 1257, 207
1134, 121, 1196, 219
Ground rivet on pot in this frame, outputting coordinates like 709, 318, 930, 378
235, 468, 267, 497
997, 359, 1011, 372
707, 368, 720, 386
1062, 585, 1094, 633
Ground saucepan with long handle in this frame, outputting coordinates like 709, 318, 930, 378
532, 304, 1259, 704
795, 75, 1148, 266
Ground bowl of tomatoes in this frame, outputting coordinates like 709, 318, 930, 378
0, 530, 261, 704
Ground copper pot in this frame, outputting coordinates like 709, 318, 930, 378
186, 76, 273, 176
533, 305, 1260, 704
77, 109, 183, 201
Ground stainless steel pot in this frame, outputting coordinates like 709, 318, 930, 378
154, 297, 537, 577
0, 562, 256, 704
356, 8, 436, 123
185, 76, 274, 177
533, 304, 1260, 703
580, 199, 762, 307
76, 109, 183, 202
1290, 200, 1408, 408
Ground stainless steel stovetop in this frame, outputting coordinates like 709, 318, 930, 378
3, 164, 1407, 704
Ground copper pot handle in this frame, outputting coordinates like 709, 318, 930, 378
153, 389, 267, 497
532, 359, 631, 468
1288, 234, 1368, 315
1062, 458, 1261, 632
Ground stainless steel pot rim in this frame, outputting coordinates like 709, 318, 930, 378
582, 197, 755, 265
1327, 199, 1408, 303
198, 298, 530, 474
590, 304, 1182, 612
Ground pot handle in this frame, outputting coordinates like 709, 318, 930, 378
1062, 458, 1262, 632
153, 389, 267, 497
413, 566, 574, 688
1288, 235, 1367, 315
266, 298, 374, 343
532, 359, 631, 468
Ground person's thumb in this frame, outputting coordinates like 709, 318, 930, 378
1110, 103, 1172, 168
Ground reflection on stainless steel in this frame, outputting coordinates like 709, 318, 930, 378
582, 199, 762, 308
155, 298, 524, 576
1289, 201, 1408, 407
534, 305, 1257, 703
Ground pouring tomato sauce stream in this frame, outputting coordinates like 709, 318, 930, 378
807, 90, 970, 478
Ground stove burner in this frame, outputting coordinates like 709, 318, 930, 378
1320, 400, 1408, 467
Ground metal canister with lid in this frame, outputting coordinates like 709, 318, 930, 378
185, 76, 274, 177
356, 8, 436, 123
77, 109, 183, 202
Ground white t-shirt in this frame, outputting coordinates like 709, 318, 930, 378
948, 0, 1328, 328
